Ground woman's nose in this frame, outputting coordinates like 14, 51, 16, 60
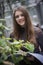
19, 16, 22, 19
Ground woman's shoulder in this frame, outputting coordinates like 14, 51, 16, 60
34, 26, 43, 34
34, 26, 43, 39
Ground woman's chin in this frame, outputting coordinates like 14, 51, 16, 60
19, 24, 25, 28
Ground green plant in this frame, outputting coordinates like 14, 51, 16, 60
0, 19, 10, 37
0, 38, 35, 65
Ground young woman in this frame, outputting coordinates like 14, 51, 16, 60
10, 6, 37, 47
10, 6, 42, 65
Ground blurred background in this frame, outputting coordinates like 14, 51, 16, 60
0, 0, 43, 37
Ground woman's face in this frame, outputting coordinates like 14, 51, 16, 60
15, 10, 25, 27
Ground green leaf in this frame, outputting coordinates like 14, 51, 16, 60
23, 42, 35, 52
11, 54, 23, 64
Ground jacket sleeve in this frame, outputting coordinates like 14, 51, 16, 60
9, 33, 14, 42
36, 32, 43, 52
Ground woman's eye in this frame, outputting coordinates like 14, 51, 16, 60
15, 14, 24, 18
15, 15, 19, 18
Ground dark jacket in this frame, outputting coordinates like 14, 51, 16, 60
34, 26, 43, 52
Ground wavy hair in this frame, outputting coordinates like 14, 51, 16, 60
12, 6, 37, 47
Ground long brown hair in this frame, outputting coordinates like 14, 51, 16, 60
12, 6, 37, 47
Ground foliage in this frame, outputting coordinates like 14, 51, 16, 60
0, 38, 35, 64
0, 19, 10, 37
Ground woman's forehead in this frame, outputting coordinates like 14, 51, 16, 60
15, 10, 23, 15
